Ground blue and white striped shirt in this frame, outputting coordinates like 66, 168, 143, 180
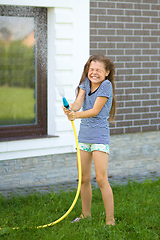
78, 77, 113, 144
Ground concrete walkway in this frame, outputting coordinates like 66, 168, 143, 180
0, 172, 159, 198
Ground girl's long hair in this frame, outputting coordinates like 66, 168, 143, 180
77, 54, 116, 122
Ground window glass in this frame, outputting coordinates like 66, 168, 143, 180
0, 6, 47, 140
0, 16, 37, 126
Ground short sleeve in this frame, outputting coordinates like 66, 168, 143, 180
79, 77, 87, 91
97, 80, 112, 98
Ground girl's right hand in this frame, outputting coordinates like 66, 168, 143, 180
62, 105, 71, 115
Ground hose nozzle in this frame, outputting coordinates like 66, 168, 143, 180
62, 97, 70, 110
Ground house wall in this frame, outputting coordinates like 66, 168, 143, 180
90, 0, 160, 135
1, 131, 160, 189
0, 0, 90, 160
0, 0, 160, 190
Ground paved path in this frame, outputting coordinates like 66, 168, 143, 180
0, 172, 159, 198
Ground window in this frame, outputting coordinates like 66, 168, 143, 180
0, 5, 47, 140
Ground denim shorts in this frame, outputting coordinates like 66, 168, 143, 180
79, 142, 110, 154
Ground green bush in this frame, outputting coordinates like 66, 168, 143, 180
0, 40, 35, 88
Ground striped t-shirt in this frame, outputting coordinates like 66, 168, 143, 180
78, 77, 113, 145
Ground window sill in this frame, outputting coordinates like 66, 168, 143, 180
0, 135, 59, 142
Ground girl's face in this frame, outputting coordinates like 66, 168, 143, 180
88, 61, 110, 85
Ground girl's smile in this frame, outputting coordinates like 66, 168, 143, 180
88, 61, 110, 86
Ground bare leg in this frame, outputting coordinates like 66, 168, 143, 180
93, 151, 115, 225
77, 150, 92, 217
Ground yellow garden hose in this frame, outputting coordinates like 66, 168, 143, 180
0, 120, 81, 231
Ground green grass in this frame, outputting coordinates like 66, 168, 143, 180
0, 86, 35, 125
0, 178, 160, 240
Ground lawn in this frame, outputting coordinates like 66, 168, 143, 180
0, 178, 159, 240
0, 86, 35, 125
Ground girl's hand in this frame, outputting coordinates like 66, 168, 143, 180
62, 105, 71, 115
67, 111, 76, 121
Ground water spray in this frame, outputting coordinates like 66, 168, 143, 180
0, 88, 82, 231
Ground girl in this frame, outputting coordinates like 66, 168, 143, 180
63, 55, 116, 226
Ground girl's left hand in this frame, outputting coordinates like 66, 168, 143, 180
68, 111, 76, 121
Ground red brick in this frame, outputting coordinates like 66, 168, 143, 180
125, 127, 141, 133
151, 5, 160, 10
116, 89, 124, 95
125, 101, 141, 107
151, 69, 160, 74
90, 36, 106, 42
116, 56, 133, 62
98, 15, 115, 22
143, 37, 158, 42
142, 126, 157, 132
142, 62, 158, 68
115, 114, 124, 121
134, 3, 150, 9
108, 23, 124, 29
134, 17, 150, 23
110, 128, 123, 135
142, 0, 158, 3
125, 61, 141, 68
117, 95, 132, 101
90, 29, 97, 35
126, 23, 142, 29
151, 119, 160, 124
90, 15, 98, 21
142, 100, 158, 106
117, 69, 133, 75
98, 29, 115, 35
134, 56, 149, 61
134, 107, 149, 113
142, 113, 157, 118
125, 49, 141, 55
142, 75, 157, 81
125, 75, 141, 81
115, 62, 124, 68
134, 69, 149, 74
90, 22, 106, 29
107, 36, 124, 42
151, 43, 160, 48
117, 16, 133, 22
125, 10, 141, 16
143, 24, 158, 29
142, 88, 157, 93
90, 2, 97, 8
117, 43, 133, 48
151, 106, 160, 112
125, 88, 141, 94
117, 3, 133, 9
134, 43, 149, 48
98, 2, 115, 8
90, 49, 106, 55
117, 30, 132, 35
143, 10, 158, 17
90, 8, 106, 15
151, 18, 160, 23
107, 9, 124, 15
151, 31, 160, 36
116, 82, 132, 88
107, 49, 124, 55
98, 42, 115, 49
143, 49, 158, 55
134, 81, 149, 87
125, 36, 141, 42
117, 121, 132, 127
151, 93, 160, 99
134, 30, 149, 35
134, 120, 149, 125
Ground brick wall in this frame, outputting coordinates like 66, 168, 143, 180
90, 0, 160, 135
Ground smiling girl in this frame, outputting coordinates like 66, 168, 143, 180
63, 55, 116, 226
